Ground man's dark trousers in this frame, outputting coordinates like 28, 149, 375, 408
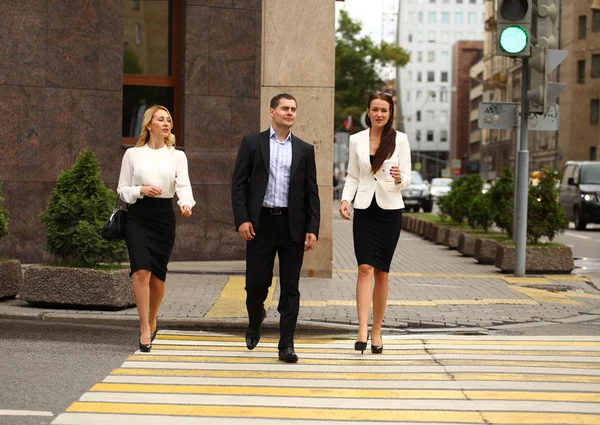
246, 208, 304, 350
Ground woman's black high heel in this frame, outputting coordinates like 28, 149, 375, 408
150, 319, 158, 342
354, 333, 369, 354
139, 335, 152, 353
371, 334, 383, 354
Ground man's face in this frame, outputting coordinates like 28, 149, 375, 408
270, 99, 297, 129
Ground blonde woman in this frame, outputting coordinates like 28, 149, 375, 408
118, 105, 195, 352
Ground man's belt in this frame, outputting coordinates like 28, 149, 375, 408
262, 207, 288, 215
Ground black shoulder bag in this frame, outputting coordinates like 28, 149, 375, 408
102, 199, 128, 241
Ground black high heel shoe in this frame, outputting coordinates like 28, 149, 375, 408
150, 319, 158, 342
139, 335, 152, 353
354, 333, 369, 354
371, 334, 383, 354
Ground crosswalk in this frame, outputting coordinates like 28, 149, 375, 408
53, 332, 600, 424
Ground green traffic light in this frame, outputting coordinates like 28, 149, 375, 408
499, 25, 528, 54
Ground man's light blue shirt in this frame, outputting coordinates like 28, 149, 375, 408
262, 126, 293, 208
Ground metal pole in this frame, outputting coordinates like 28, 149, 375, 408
395, 0, 404, 133
515, 58, 530, 277
512, 107, 520, 242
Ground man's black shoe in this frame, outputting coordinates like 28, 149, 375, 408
278, 347, 298, 363
245, 307, 267, 350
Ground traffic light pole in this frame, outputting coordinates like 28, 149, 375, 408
515, 58, 530, 277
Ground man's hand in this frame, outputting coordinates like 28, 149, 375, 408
141, 185, 162, 197
338, 200, 351, 220
180, 205, 192, 217
304, 233, 317, 251
238, 222, 255, 241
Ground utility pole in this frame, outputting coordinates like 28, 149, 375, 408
395, 0, 405, 133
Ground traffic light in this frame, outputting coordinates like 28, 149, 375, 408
496, 0, 532, 57
527, 0, 566, 113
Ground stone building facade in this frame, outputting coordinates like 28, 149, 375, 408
0, 0, 336, 277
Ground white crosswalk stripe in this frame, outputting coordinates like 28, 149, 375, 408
53, 332, 600, 425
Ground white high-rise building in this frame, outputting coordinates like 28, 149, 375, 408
397, 0, 485, 180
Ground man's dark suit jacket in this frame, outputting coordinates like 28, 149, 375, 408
231, 130, 320, 243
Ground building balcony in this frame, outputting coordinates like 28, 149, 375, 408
470, 84, 483, 100
470, 130, 481, 144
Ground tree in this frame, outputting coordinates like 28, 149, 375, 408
527, 167, 568, 244
335, 10, 410, 131
488, 168, 514, 237
40, 149, 127, 266
0, 182, 9, 239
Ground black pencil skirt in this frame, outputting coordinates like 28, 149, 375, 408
353, 195, 403, 273
125, 197, 176, 282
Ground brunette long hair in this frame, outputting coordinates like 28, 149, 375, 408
366, 92, 397, 174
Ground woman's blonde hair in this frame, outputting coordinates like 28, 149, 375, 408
135, 105, 176, 148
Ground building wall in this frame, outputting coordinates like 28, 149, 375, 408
398, 0, 486, 160
0, 0, 263, 263
558, 0, 600, 167
450, 41, 483, 170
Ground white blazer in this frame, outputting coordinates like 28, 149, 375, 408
341, 129, 412, 210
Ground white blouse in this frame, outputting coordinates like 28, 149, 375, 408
117, 144, 196, 208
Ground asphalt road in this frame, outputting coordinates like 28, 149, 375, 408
555, 222, 600, 277
0, 320, 138, 425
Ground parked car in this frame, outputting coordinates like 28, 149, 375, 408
402, 171, 433, 212
430, 178, 453, 200
558, 161, 600, 230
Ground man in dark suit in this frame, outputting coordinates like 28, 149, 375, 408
231, 93, 320, 363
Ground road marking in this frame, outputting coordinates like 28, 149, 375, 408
0, 409, 53, 417
503, 277, 550, 284
512, 286, 583, 305
204, 276, 276, 318
565, 231, 592, 240
53, 333, 600, 424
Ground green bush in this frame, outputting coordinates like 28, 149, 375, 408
40, 149, 127, 267
488, 168, 514, 237
437, 177, 465, 222
468, 192, 494, 232
527, 167, 568, 244
460, 174, 484, 226
0, 182, 9, 239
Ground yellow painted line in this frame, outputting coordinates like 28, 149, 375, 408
546, 275, 590, 282
64, 403, 600, 424
440, 360, 600, 369
298, 299, 539, 307
155, 335, 347, 344
89, 384, 600, 403
566, 292, 600, 299
425, 340, 600, 347
336, 269, 500, 279
503, 277, 551, 284
111, 369, 600, 383
150, 345, 600, 357
204, 276, 276, 318
511, 286, 582, 305
127, 355, 437, 366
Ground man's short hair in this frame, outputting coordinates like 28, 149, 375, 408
270, 93, 297, 110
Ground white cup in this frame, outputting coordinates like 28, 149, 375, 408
383, 160, 397, 181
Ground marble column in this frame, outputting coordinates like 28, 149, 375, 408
261, 0, 335, 277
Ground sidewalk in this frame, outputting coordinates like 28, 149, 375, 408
2, 210, 600, 333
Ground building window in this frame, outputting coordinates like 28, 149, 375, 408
428, 32, 436, 43
428, 71, 435, 82
442, 12, 450, 24
456, 13, 463, 25
593, 55, 600, 78
441, 32, 450, 42
457, 0, 463, 3
468, 12, 477, 25
440, 130, 448, 142
592, 99, 600, 124
408, 34, 413, 42
427, 130, 434, 142
469, 0, 476, 3
426, 110, 435, 121
418, 12, 424, 23
580, 15, 588, 39
440, 91, 449, 102
417, 71, 423, 82
428, 51, 436, 62
440, 111, 448, 122
594, 11, 600, 32
578, 60, 586, 84
417, 111, 422, 122
416, 130, 422, 141
123, 0, 181, 143
418, 51, 423, 62
591, 147, 598, 161
429, 12, 436, 24
406, 91, 411, 101
416, 90, 422, 100
441, 71, 448, 82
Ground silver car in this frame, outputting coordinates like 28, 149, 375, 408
430, 178, 453, 201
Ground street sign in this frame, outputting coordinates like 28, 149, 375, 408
441, 168, 450, 178
528, 104, 560, 131
478, 102, 517, 130
451, 159, 462, 169
414, 162, 422, 171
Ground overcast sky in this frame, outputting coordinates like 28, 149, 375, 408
335, 0, 388, 45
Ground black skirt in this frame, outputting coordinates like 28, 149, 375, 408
353, 195, 403, 273
125, 197, 176, 282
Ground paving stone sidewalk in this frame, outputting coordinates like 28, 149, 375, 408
1, 211, 600, 331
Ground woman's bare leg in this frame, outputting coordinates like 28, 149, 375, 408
149, 275, 165, 334
356, 264, 374, 342
371, 269, 389, 346
133, 270, 152, 345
